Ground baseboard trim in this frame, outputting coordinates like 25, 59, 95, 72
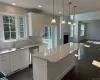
7, 65, 29, 76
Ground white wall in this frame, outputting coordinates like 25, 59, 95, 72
73, 11, 100, 42
86, 20, 100, 40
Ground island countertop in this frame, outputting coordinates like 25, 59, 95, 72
33, 43, 85, 63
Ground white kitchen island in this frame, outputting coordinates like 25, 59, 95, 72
32, 43, 84, 80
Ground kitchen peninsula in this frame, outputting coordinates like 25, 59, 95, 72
32, 43, 84, 80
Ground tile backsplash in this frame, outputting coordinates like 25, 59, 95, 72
0, 36, 42, 50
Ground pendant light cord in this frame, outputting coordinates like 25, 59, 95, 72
68, 2, 71, 21
74, 6, 77, 21
53, 0, 54, 18
63, 0, 64, 19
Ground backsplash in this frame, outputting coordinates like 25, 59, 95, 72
0, 36, 42, 50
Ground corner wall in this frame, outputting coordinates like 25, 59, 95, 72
86, 20, 100, 40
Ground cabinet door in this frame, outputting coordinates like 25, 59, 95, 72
0, 53, 10, 75
20, 49, 29, 69
28, 12, 44, 36
32, 13, 39, 36
10, 49, 30, 73
10, 51, 21, 72
38, 15, 44, 36
28, 12, 39, 36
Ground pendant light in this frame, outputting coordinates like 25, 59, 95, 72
73, 6, 77, 25
61, 0, 66, 24
68, 2, 72, 25
51, 0, 56, 23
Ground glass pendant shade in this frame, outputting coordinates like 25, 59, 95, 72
51, 0, 56, 24
68, 2, 72, 25
68, 21, 71, 24
73, 22, 76, 25
61, 0, 66, 24
51, 18, 56, 23
73, 6, 77, 25
61, 19, 66, 24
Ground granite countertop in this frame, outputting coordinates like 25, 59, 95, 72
0, 43, 43, 55
33, 43, 85, 63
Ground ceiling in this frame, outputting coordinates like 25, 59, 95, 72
0, 0, 100, 15
82, 20, 100, 23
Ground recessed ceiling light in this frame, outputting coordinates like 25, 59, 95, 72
12, 3, 16, 5
38, 5, 42, 8
59, 12, 62, 14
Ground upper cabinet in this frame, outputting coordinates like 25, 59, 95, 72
28, 12, 44, 36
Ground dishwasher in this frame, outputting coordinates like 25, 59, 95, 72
29, 46, 39, 67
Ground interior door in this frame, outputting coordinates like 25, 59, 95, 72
43, 26, 57, 49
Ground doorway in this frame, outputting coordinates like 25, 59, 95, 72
43, 26, 57, 49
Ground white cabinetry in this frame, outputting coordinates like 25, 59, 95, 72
28, 12, 44, 36
0, 53, 10, 75
19, 49, 29, 69
10, 51, 21, 72
10, 49, 29, 72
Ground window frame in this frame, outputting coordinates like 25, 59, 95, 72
1, 13, 27, 42
18, 16, 27, 39
70, 24, 74, 37
80, 24, 85, 36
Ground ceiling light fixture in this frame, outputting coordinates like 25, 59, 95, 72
51, 0, 56, 23
59, 12, 62, 14
68, 2, 72, 25
38, 5, 42, 8
12, 3, 16, 5
61, 0, 66, 24
73, 6, 77, 25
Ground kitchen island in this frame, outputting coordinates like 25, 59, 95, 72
32, 43, 84, 80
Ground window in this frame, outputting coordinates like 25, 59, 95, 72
80, 24, 85, 36
70, 25, 74, 37
19, 16, 25, 39
43, 27, 52, 49
3, 15, 16, 40
43, 27, 51, 39
2, 13, 26, 41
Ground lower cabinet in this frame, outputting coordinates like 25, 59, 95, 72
0, 49, 29, 75
19, 49, 30, 69
10, 51, 22, 72
0, 53, 11, 75
10, 49, 29, 73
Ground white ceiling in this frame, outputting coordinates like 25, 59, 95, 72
0, 0, 100, 15
82, 20, 100, 23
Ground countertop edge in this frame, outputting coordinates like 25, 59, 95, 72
0, 43, 44, 55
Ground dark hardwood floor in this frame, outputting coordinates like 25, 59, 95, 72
8, 43, 100, 80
